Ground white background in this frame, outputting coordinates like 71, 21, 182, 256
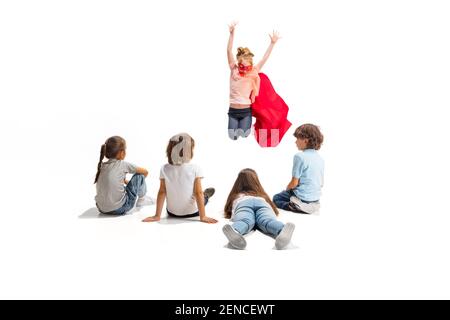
1, 0, 450, 299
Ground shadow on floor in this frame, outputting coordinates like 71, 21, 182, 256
157, 217, 199, 225
222, 230, 298, 250
79, 208, 202, 223
78, 207, 123, 219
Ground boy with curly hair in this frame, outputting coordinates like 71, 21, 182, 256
273, 124, 324, 214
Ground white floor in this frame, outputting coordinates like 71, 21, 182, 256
1, 0, 450, 299
1, 177, 449, 299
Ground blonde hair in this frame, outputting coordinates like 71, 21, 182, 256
236, 47, 254, 64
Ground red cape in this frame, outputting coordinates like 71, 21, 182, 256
252, 73, 292, 147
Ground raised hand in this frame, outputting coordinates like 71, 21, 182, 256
269, 30, 282, 43
229, 21, 238, 34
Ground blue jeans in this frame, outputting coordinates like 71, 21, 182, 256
231, 198, 285, 237
273, 190, 317, 211
228, 107, 252, 140
167, 195, 209, 218
273, 190, 296, 211
101, 174, 147, 215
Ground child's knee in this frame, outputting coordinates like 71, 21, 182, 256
228, 129, 238, 140
273, 196, 285, 209
235, 128, 251, 138
131, 173, 146, 184
241, 129, 251, 137
273, 193, 281, 203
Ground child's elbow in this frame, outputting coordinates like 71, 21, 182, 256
158, 190, 166, 197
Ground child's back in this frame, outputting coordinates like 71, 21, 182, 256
161, 163, 203, 216
143, 133, 217, 223
96, 159, 137, 213
292, 149, 324, 202
94, 136, 152, 215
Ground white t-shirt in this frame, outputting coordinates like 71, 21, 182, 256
160, 163, 204, 216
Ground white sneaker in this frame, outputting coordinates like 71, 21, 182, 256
223, 225, 247, 250
136, 196, 155, 207
275, 223, 295, 250
289, 196, 320, 214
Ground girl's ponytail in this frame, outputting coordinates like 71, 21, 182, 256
94, 144, 106, 184
94, 136, 126, 184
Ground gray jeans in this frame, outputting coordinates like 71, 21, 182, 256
228, 107, 252, 140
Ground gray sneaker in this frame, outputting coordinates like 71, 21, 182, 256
289, 196, 320, 214
136, 196, 155, 207
287, 202, 304, 213
204, 188, 215, 200
223, 225, 246, 250
275, 223, 296, 250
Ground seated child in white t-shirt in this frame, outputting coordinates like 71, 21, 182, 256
142, 133, 217, 224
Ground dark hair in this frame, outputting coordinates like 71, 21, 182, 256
224, 168, 279, 219
294, 124, 324, 150
94, 136, 126, 184
166, 133, 195, 165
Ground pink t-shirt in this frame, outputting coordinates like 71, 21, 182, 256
229, 64, 260, 105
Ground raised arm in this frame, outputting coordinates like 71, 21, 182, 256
256, 30, 281, 71
227, 22, 238, 69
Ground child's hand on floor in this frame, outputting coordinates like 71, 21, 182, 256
142, 215, 160, 223
200, 216, 218, 224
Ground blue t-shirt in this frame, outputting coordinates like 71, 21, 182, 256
292, 149, 324, 202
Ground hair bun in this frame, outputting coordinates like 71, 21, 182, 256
236, 47, 254, 58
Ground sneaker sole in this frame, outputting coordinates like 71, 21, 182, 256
275, 223, 295, 250
204, 188, 216, 199
290, 196, 320, 214
223, 225, 246, 250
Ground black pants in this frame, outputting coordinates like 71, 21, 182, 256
228, 107, 252, 140
166, 195, 209, 218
